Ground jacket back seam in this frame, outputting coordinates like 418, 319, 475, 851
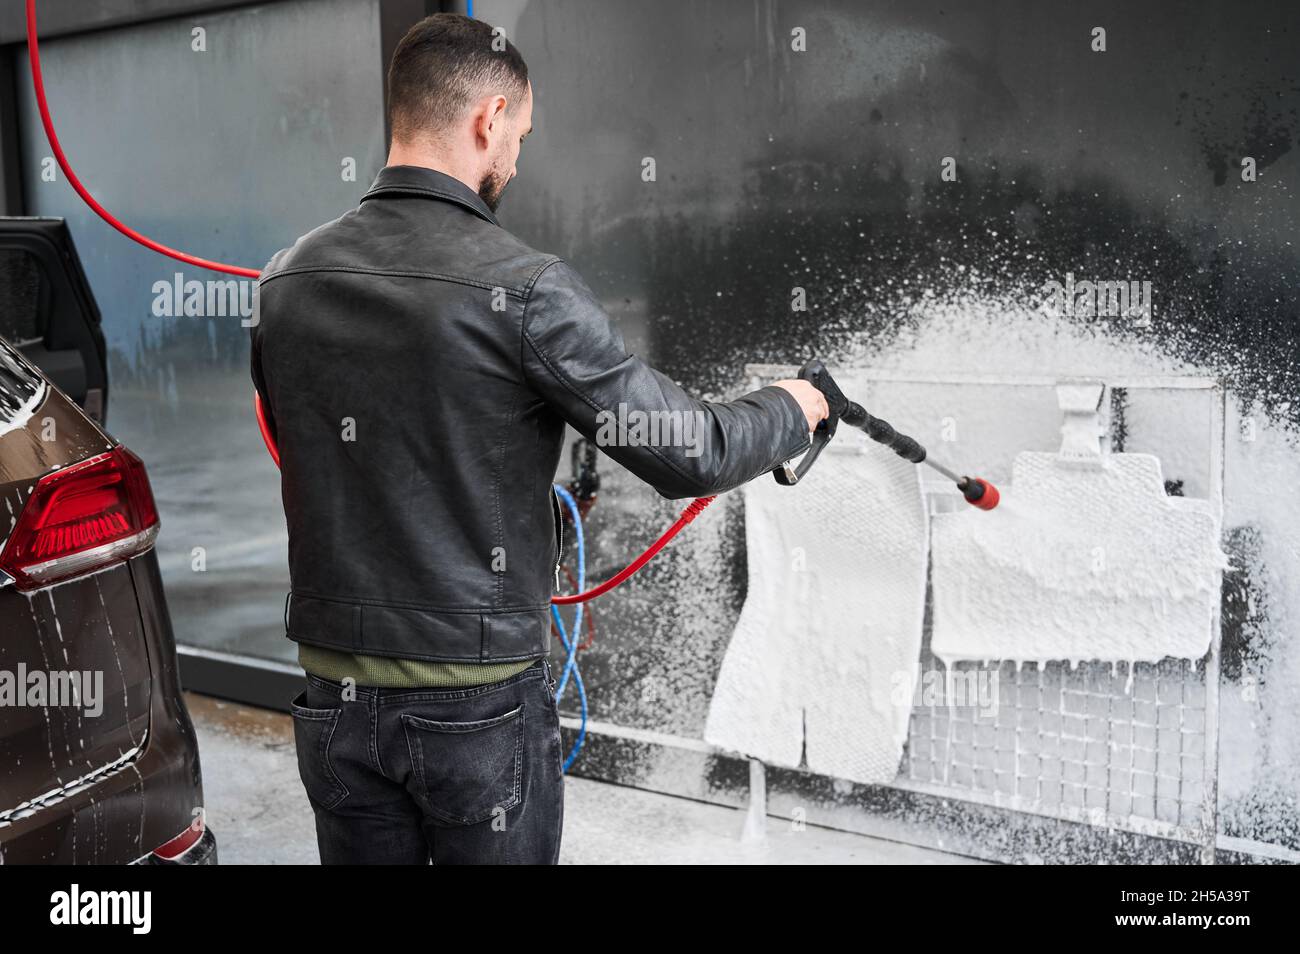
259, 264, 536, 297
491, 385, 522, 609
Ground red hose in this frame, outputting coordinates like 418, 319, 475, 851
29, 0, 713, 609
551, 495, 715, 605
25, 0, 261, 278
554, 565, 598, 647
254, 392, 281, 468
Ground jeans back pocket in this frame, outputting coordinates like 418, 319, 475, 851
289, 689, 350, 811
401, 703, 525, 826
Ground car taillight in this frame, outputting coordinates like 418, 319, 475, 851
0, 446, 160, 591
151, 815, 205, 861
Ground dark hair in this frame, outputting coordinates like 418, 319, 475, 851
387, 13, 529, 143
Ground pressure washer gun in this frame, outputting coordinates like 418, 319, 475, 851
772, 359, 1000, 510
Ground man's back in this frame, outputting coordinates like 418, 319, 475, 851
253, 165, 812, 667
255, 165, 564, 664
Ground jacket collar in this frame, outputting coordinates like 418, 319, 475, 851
360, 165, 499, 226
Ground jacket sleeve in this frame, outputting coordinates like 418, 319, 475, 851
520, 258, 811, 499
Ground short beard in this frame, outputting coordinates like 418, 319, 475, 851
477, 166, 510, 213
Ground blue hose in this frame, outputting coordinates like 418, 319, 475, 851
551, 484, 588, 771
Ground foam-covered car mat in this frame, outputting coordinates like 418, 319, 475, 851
703, 441, 929, 785
930, 451, 1228, 667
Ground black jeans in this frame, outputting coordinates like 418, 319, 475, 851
289, 657, 564, 864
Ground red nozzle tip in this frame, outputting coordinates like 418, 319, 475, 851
959, 476, 999, 510
967, 477, 999, 510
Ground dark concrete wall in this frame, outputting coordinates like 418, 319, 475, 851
491, 0, 1298, 854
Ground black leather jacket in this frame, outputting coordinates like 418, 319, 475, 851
251, 165, 810, 664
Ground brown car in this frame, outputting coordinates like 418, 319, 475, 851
0, 218, 214, 864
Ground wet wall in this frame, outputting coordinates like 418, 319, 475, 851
488, 0, 1300, 855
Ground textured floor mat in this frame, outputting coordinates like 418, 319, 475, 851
704, 441, 929, 784
930, 451, 1228, 667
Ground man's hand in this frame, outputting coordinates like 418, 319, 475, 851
773, 379, 830, 434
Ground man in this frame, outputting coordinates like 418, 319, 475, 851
251, 13, 827, 865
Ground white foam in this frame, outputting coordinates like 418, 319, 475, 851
0, 346, 46, 439
931, 450, 1229, 668
704, 439, 929, 784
